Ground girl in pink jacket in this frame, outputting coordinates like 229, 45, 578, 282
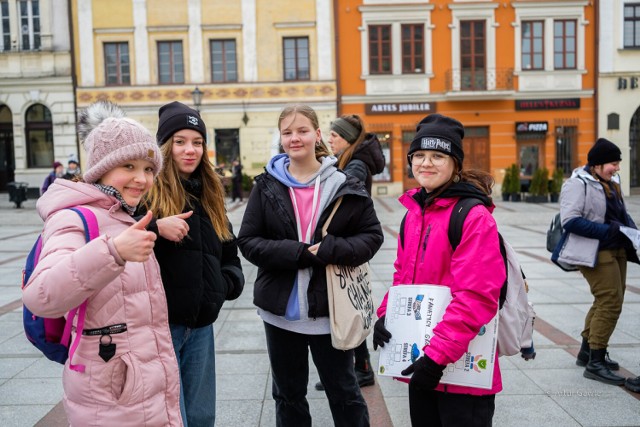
22, 101, 182, 426
373, 114, 505, 427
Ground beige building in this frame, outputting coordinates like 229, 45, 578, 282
0, 0, 76, 195
598, 0, 640, 195
71, 0, 337, 180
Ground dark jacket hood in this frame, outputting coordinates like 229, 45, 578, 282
352, 133, 386, 175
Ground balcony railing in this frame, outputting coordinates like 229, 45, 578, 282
445, 68, 514, 92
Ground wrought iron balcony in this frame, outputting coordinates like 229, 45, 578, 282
445, 68, 514, 92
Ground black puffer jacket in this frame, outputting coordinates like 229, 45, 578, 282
146, 180, 244, 328
237, 172, 383, 318
343, 133, 386, 194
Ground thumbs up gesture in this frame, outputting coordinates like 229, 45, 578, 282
113, 211, 157, 262
157, 211, 193, 242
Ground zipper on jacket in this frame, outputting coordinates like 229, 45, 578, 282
420, 224, 432, 263
82, 323, 127, 336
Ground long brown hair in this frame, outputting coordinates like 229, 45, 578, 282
588, 165, 621, 199
335, 114, 366, 169
144, 140, 232, 241
278, 104, 331, 160
428, 158, 495, 202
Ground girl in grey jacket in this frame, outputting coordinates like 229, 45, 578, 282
555, 138, 638, 387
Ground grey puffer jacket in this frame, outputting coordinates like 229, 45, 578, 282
556, 167, 637, 267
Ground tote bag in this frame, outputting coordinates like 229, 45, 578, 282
322, 197, 375, 350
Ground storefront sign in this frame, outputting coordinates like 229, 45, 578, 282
618, 77, 639, 90
515, 98, 580, 110
365, 102, 436, 115
516, 121, 548, 134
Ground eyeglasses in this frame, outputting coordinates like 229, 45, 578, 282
408, 152, 450, 167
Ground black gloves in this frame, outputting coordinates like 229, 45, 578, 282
372, 315, 391, 350
401, 355, 447, 391
298, 244, 326, 268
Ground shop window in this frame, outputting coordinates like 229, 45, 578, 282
214, 128, 239, 169
522, 21, 544, 70
372, 131, 391, 182
624, 3, 640, 48
555, 126, 576, 175
401, 24, 424, 74
158, 41, 184, 84
25, 104, 53, 168
104, 42, 130, 86
283, 37, 309, 81
554, 20, 576, 70
211, 39, 237, 83
369, 25, 392, 75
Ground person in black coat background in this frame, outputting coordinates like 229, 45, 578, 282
238, 104, 383, 427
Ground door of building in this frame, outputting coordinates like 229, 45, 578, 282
460, 20, 486, 91
0, 105, 15, 191
463, 127, 490, 172
214, 128, 240, 172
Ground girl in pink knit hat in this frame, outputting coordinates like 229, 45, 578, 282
22, 101, 183, 426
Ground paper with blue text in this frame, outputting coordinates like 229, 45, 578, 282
377, 284, 498, 389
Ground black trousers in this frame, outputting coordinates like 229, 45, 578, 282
263, 322, 370, 427
408, 384, 495, 427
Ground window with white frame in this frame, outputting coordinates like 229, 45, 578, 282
158, 41, 184, 84
554, 19, 576, 69
104, 42, 130, 86
210, 39, 238, 83
401, 24, 424, 74
522, 21, 544, 70
0, 0, 10, 52
19, 0, 40, 51
283, 36, 310, 81
624, 3, 640, 48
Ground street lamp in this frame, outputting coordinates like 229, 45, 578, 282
191, 86, 203, 112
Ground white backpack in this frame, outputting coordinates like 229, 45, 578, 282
449, 198, 535, 357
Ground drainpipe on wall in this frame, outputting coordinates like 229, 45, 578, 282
66, 0, 80, 163
333, 0, 342, 116
594, 0, 599, 139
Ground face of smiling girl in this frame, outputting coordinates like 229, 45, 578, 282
171, 129, 204, 179
409, 150, 455, 192
99, 159, 156, 206
279, 113, 322, 163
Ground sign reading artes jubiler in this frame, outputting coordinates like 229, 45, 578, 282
515, 98, 580, 110
365, 102, 436, 115
516, 121, 548, 134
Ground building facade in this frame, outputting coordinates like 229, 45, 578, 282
599, 0, 640, 195
0, 0, 76, 194
71, 0, 337, 180
336, 0, 596, 195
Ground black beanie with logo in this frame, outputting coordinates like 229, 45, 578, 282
156, 101, 207, 146
407, 114, 465, 166
587, 138, 622, 166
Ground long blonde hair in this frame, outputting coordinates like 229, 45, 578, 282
144, 140, 232, 241
278, 104, 331, 160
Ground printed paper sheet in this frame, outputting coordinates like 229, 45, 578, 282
377, 284, 498, 389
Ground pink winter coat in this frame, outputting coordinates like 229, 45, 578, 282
377, 189, 505, 396
22, 180, 182, 426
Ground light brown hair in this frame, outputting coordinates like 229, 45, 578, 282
278, 104, 331, 160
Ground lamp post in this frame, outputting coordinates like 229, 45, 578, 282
191, 86, 203, 112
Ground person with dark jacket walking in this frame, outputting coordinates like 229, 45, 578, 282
141, 101, 245, 426
231, 158, 243, 202
312, 115, 385, 392
554, 138, 638, 386
237, 104, 383, 427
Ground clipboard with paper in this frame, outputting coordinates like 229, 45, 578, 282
377, 284, 498, 389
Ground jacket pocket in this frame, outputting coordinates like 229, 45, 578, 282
110, 352, 140, 404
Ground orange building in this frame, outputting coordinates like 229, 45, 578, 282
335, 0, 596, 196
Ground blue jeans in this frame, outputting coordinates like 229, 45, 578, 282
263, 322, 369, 427
170, 324, 216, 427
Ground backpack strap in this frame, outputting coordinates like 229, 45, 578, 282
449, 198, 509, 309
448, 198, 484, 251
61, 206, 99, 373
399, 212, 408, 249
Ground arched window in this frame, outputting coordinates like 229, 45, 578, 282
25, 104, 53, 168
